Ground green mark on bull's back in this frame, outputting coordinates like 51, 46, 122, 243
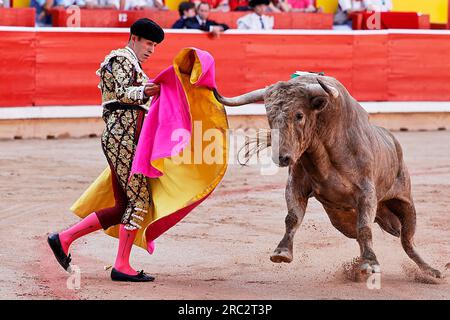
291, 71, 326, 79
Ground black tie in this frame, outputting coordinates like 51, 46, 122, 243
260, 16, 265, 29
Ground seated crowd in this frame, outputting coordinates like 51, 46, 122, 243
18, 0, 394, 29
172, 0, 275, 31
32, 0, 326, 26
164, 0, 394, 32
31, 0, 324, 14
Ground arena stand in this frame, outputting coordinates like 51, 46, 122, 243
49, 8, 334, 29
1, 0, 449, 28
1, 27, 450, 138
0, 8, 431, 29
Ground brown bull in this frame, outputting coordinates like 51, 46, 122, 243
214, 73, 442, 278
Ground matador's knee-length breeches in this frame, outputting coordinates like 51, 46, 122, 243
97, 108, 151, 231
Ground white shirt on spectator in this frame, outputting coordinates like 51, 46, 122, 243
127, 0, 157, 9
237, 13, 274, 30
85, 0, 120, 8
0, 0, 11, 7
338, 0, 364, 12
56, 0, 86, 7
363, 0, 392, 12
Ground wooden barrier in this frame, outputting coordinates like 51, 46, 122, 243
0, 30, 35, 106
1, 29, 450, 107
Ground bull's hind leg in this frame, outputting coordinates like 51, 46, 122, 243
270, 167, 311, 263
375, 203, 401, 237
386, 198, 442, 278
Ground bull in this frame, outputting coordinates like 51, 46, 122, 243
214, 73, 442, 278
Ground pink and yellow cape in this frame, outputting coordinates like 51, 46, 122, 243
70, 48, 228, 253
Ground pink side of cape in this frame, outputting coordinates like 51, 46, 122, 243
131, 48, 217, 179
130, 65, 191, 178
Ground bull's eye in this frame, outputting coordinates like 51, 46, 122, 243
295, 112, 304, 121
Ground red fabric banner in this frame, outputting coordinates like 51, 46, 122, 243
0, 31, 35, 106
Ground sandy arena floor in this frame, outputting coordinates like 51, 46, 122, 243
0, 131, 449, 299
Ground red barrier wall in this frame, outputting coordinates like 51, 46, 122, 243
388, 33, 450, 101
1, 29, 450, 107
0, 31, 35, 106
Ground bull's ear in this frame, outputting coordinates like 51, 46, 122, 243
310, 96, 328, 111
307, 79, 339, 112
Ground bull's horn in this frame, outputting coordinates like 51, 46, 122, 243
316, 78, 339, 99
213, 88, 266, 106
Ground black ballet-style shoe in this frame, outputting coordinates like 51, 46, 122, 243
110, 268, 155, 282
47, 233, 72, 272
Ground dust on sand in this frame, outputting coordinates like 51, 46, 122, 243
0, 131, 449, 299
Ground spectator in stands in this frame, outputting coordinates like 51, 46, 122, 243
363, 0, 392, 12
0, 0, 10, 6
125, 0, 167, 10
237, 0, 274, 30
85, 0, 120, 8
265, 0, 281, 12
231, 0, 279, 12
32, 0, 89, 26
334, 0, 365, 25
172, 1, 196, 28
31, 0, 54, 26
192, 0, 230, 12
54, 0, 87, 7
184, 2, 229, 35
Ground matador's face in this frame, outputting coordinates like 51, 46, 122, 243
130, 35, 157, 63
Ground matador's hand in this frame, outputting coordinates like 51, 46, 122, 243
144, 83, 160, 97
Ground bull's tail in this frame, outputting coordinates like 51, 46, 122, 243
237, 129, 272, 166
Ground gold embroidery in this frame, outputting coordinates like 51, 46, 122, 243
98, 48, 149, 108
97, 49, 152, 230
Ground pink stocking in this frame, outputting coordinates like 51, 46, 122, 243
58, 212, 102, 255
114, 224, 139, 275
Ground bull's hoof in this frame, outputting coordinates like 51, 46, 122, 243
360, 262, 381, 275
423, 267, 442, 279
270, 248, 293, 263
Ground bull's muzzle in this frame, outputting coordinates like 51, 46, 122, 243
277, 155, 292, 167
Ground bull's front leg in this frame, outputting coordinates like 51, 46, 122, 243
270, 171, 310, 263
356, 181, 381, 274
